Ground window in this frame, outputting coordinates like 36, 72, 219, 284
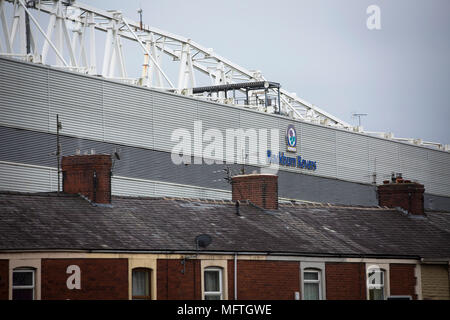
12, 268, 35, 300
367, 268, 385, 300
204, 267, 222, 300
132, 268, 151, 300
303, 269, 321, 300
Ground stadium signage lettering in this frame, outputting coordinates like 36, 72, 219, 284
267, 150, 317, 171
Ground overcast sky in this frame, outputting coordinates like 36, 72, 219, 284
89, 0, 450, 145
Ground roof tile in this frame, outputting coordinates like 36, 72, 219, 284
0, 192, 449, 259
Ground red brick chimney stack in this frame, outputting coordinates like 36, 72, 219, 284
61, 154, 112, 204
231, 174, 278, 210
377, 178, 425, 215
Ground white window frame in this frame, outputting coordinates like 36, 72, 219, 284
367, 268, 385, 300
303, 268, 322, 300
300, 262, 326, 300
12, 268, 35, 300
203, 267, 223, 300
366, 263, 390, 300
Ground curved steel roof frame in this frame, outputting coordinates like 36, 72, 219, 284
0, 0, 448, 151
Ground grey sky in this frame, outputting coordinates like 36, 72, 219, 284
93, 0, 450, 145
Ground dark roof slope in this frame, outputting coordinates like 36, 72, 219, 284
0, 192, 449, 259
426, 211, 450, 234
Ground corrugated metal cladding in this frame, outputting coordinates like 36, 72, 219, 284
0, 57, 449, 201
0, 161, 231, 200
0, 162, 58, 193
1, 128, 450, 209
0, 126, 379, 206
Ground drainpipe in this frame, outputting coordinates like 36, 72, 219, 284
234, 253, 238, 300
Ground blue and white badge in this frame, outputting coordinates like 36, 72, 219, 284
286, 124, 297, 152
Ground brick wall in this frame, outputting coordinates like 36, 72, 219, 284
0, 256, 428, 300
421, 264, 450, 300
234, 260, 299, 300
377, 182, 424, 215
232, 175, 278, 209
157, 259, 201, 300
41, 259, 128, 300
325, 262, 366, 300
389, 264, 417, 299
62, 155, 112, 204
0, 260, 8, 300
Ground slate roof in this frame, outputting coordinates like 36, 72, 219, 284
0, 191, 449, 259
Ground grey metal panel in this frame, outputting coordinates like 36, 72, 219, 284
114, 176, 231, 199
427, 149, 450, 197
336, 131, 370, 183
0, 126, 236, 191
239, 107, 277, 131
112, 176, 156, 197
152, 90, 196, 152
153, 180, 230, 199
115, 176, 232, 200
103, 81, 153, 149
426, 180, 450, 197
424, 193, 450, 211
199, 100, 240, 130
48, 69, 104, 140
0, 125, 363, 201
197, 100, 240, 163
277, 169, 378, 206
238, 108, 276, 166
368, 138, 401, 185
0, 160, 232, 200
1, 57, 450, 199
0, 162, 54, 192
428, 148, 450, 167
300, 122, 337, 178
0, 127, 383, 205
5, 159, 450, 209
0, 126, 56, 167
398, 144, 430, 184
0, 58, 49, 132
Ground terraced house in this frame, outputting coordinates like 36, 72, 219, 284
0, 154, 449, 300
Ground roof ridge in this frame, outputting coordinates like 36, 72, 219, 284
425, 210, 450, 214
0, 191, 78, 198
0, 191, 396, 210
278, 201, 390, 210
112, 194, 238, 204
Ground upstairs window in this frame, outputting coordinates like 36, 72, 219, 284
303, 269, 322, 300
367, 268, 385, 300
204, 267, 223, 300
132, 268, 151, 300
12, 268, 35, 300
